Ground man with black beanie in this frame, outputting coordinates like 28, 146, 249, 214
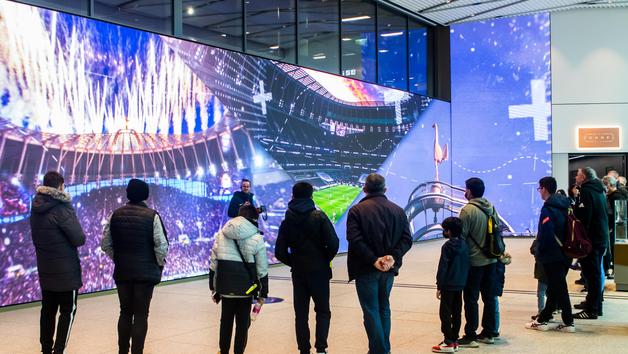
30, 171, 86, 354
275, 181, 339, 354
101, 178, 169, 354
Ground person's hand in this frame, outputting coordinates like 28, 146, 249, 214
211, 291, 220, 304
374, 256, 395, 272
243, 201, 251, 206
436, 290, 441, 300
373, 258, 386, 271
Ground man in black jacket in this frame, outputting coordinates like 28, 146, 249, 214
101, 179, 169, 354
525, 176, 574, 332
346, 173, 412, 354
275, 182, 339, 354
574, 167, 609, 319
30, 171, 86, 354
227, 179, 255, 218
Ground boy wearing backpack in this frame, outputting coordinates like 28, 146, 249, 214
525, 176, 575, 332
432, 217, 469, 353
458, 177, 501, 348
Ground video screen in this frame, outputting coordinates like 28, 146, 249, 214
0, 0, 451, 307
450, 14, 552, 234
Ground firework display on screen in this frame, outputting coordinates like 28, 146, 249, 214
0, 1, 459, 307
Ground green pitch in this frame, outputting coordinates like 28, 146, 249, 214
313, 185, 362, 223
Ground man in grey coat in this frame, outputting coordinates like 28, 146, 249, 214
30, 171, 86, 354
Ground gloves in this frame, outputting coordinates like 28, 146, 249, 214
259, 275, 269, 298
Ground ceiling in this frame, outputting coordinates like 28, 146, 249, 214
384, 0, 628, 25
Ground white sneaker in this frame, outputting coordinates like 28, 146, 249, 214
555, 323, 575, 333
525, 320, 550, 331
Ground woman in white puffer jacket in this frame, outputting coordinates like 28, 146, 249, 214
209, 205, 268, 354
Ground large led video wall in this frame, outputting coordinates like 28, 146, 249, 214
450, 14, 552, 234
0, 1, 452, 307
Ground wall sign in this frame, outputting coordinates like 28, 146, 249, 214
578, 127, 621, 148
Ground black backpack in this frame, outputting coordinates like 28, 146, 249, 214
468, 203, 506, 259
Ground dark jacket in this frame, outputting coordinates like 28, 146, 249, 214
109, 202, 163, 284
607, 187, 628, 227
535, 194, 571, 264
436, 237, 470, 291
30, 186, 85, 292
275, 198, 339, 277
227, 191, 255, 218
575, 179, 609, 248
346, 193, 412, 281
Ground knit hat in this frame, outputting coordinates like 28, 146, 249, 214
127, 178, 149, 203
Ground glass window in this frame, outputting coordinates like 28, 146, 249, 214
298, 0, 339, 74
246, 0, 296, 63
409, 19, 428, 95
377, 6, 406, 90
340, 0, 375, 82
94, 1, 173, 35
23, 0, 88, 15
181, 0, 243, 51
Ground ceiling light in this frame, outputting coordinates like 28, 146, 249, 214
313, 55, 327, 60
342, 37, 352, 41
221, 33, 227, 37
186, 7, 194, 15
380, 32, 403, 37
269, 45, 280, 50
341, 15, 371, 22
378, 49, 389, 53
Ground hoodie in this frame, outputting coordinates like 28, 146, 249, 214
209, 216, 269, 297
575, 179, 609, 248
459, 198, 500, 267
535, 194, 571, 264
436, 237, 470, 291
275, 198, 339, 277
30, 186, 86, 292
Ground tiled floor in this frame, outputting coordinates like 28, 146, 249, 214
1, 238, 627, 353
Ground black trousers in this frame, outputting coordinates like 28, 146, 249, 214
292, 270, 331, 354
220, 297, 252, 354
580, 245, 604, 313
116, 282, 155, 354
463, 263, 497, 339
40, 289, 78, 354
538, 261, 573, 325
439, 290, 462, 344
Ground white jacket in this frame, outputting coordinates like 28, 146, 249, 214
210, 217, 268, 290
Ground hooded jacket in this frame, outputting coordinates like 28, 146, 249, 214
459, 198, 500, 267
227, 191, 255, 218
575, 179, 609, 248
30, 186, 85, 292
275, 198, 339, 277
210, 216, 269, 297
535, 194, 571, 264
436, 237, 470, 291
346, 193, 412, 281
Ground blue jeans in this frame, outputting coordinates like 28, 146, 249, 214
355, 271, 394, 354
493, 296, 500, 337
537, 281, 548, 313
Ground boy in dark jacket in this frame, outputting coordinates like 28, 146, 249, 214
30, 171, 86, 354
275, 181, 339, 354
432, 217, 469, 353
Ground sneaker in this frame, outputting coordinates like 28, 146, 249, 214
457, 336, 479, 348
573, 311, 598, 319
477, 335, 494, 344
432, 342, 455, 353
524, 320, 551, 331
574, 301, 587, 310
454, 342, 460, 351
555, 323, 576, 333
607, 273, 615, 280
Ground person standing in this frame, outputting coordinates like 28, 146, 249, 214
275, 181, 339, 354
209, 205, 269, 354
458, 177, 500, 347
346, 173, 412, 354
525, 176, 575, 332
228, 179, 255, 218
101, 179, 169, 354
602, 175, 628, 279
30, 171, 86, 354
432, 217, 469, 353
573, 167, 609, 319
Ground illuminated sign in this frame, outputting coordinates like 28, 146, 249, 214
578, 127, 621, 149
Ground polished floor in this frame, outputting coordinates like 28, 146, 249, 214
1, 238, 627, 354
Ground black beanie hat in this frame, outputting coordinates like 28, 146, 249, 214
127, 178, 149, 203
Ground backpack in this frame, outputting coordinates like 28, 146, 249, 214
555, 208, 592, 259
468, 203, 506, 259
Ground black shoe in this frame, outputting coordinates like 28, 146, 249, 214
575, 278, 585, 285
574, 301, 587, 310
607, 274, 615, 280
573, 311, 598, 319
458, 336, 479, 348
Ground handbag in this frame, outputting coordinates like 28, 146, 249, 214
215, 239, 260, 296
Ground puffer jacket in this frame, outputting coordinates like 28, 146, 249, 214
209, 216, 268, 297
575, 179, 609, 248
30, 186, 85, 292
459, 198, 500, 267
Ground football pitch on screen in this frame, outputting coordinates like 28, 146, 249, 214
313, 185, 362, 223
